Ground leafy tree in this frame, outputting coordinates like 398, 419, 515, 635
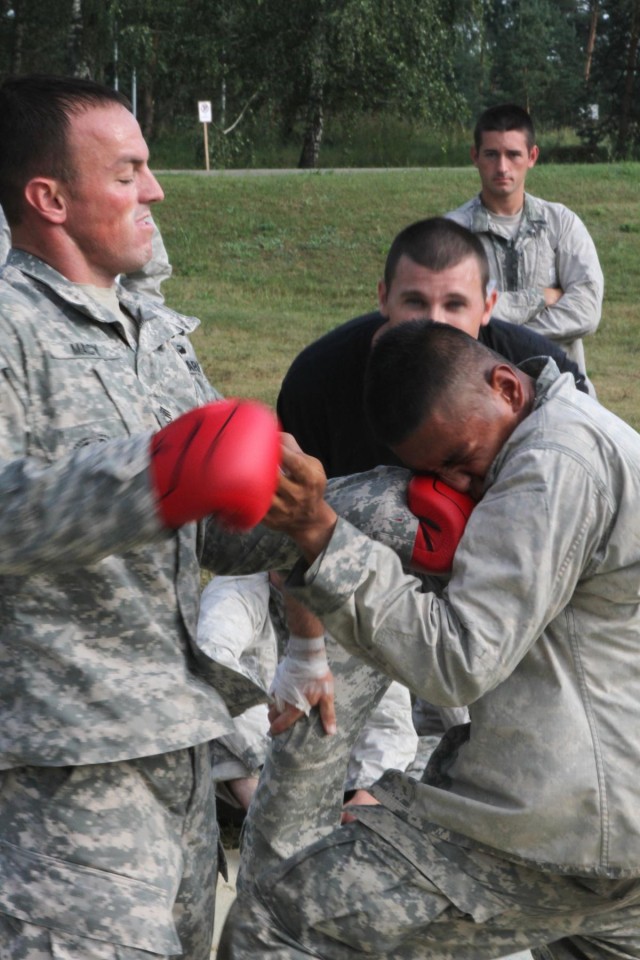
1, 0, 77, 76
234, 0, 465, 167
449, 0, 493, 118
481, 0, 584, 126
586, 0, 640, 158
5, 0, 633, 166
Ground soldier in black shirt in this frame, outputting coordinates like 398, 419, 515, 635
278, 218, 587, 479
272, 218, 589, 816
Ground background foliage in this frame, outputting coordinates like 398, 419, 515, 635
1, 0, 638, 167
153, 164, 640, 430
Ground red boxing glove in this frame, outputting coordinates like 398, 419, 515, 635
150, 399, 281, 530
407, 476, 475, 574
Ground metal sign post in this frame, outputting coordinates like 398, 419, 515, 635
198, 101, 212, 171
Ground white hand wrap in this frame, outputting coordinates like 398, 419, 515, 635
270, 634, 331, 715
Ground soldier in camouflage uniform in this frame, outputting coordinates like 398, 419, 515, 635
218, 321, 640, 959
198, 573, 418, 817
0, 73, 239, 960
0, 74, 435, 959
446, 103, 603, 380
233, 217, 589, 898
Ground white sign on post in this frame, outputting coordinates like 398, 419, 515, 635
198, 100, 212, 123
198, 101, 212, 171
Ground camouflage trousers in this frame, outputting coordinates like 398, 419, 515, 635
237, 635, 394, 888
220, 813, 640, 959
227, 642, 640, 959
0, 744, 219, 959
236, 634, 441, 888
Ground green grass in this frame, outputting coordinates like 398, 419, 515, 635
154, 163, 640, 429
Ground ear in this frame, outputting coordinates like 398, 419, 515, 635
480, 286, 498, 327
471, 145, 479, 167
23, 178, 68, 225
488, 363, 526, 413
377, 278, 388, 315
527, 145, 540, 169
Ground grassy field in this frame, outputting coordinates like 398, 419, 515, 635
155, 163, 640, 429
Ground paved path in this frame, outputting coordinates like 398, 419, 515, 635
154, 166, 426, 177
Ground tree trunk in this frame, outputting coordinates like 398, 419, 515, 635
138, 27, 160, 140
298, 100, 324, 169
10, 0, 24, 74
616, 0, 640, 157
141, 84, 155, 141
584, 0, 599, 84
297, 19, 326, 170
67, 0, 91, 78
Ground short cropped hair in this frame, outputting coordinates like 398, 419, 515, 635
0, 74, 131, 224
473, 103, 536, 152
364, 320, 504, 446
383, 217, 490, 297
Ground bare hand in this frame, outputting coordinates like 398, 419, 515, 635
265, 436, 338, 562
341, 789, 381, 824
543, 286, 563, 307
226, 776, 258, 812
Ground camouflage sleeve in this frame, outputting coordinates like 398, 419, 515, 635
0, 353, 164, 573
0, 435, 165, 574
201, 465, 435, 582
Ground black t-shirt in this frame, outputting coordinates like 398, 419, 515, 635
277, 312, 588, 478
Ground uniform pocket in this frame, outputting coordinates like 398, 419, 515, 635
39, 344, 156, 458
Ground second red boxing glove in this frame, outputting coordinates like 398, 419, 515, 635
150, 399, 281, 530
407, 475, 475, 574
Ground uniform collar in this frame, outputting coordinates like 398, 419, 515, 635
5, 249, 200, 349
470, 192, 547, 232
